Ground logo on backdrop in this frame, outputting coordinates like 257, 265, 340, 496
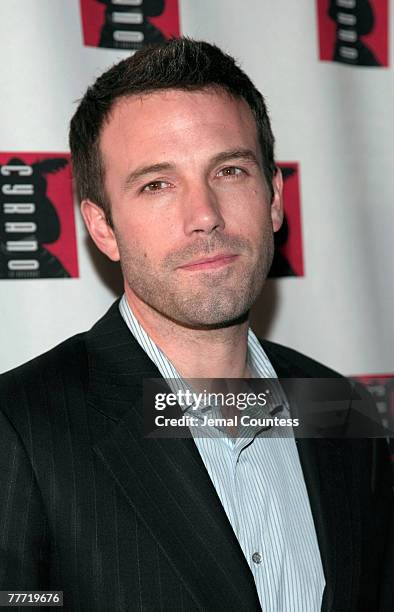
0, 153, 79, 280
352, 374, 394, 474
80, 0, 180, 50
317, 0, 389, 66
352, 374, 394, 431
269, 163, 304, 278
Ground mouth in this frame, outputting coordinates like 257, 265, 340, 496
177, 253, 238, 271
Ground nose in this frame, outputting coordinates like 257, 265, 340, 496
182, 181, 225, 236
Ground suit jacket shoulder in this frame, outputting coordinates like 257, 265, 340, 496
0, 332, 88, 433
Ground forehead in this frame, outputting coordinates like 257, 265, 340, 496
99, 88, 260, 167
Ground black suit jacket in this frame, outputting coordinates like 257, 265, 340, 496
0, 300, 392, 611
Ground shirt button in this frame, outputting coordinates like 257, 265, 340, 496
252, 552, 262, 564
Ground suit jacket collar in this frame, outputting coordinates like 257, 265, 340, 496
86, 299, 359, 611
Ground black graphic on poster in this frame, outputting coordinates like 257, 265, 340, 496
97, 0, 165, 49
269, 167, 297, 278
0, 156, 77, 279
329, 0, 380, 65
317, 0, 389, 67
80, 0, 180, 50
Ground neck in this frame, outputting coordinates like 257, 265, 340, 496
124, 289, 251, 381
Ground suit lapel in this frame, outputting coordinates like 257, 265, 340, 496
86, 301, 360, 611
86, 301, 261, 610
262, 341, 361, 612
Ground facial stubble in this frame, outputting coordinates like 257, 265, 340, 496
115, 227, 274, 329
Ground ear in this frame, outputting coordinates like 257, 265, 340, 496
270, 167, 284, 233
80, 199, 120, 262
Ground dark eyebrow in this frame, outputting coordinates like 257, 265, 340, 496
123, 162, 175, 190
209, 148, 260, 167
123, 149, 260, 191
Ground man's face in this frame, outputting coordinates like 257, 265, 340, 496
93, 88, 283, 328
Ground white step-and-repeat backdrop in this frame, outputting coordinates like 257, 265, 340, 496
1, 1, 393, 440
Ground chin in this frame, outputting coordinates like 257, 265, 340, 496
164, 302, 251, 330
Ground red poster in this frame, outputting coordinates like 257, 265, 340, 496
316, 0, 389, 66
269, 162, 304, 278
79, 0, 180, 50
0, 153, 78, 280
352, 373, 394, 469
352, 373, 394, 425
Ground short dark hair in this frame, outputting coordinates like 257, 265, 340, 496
69, 37, 276, 226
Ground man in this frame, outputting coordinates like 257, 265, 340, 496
0, 38, 392, 611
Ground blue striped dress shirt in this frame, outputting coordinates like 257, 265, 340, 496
119, 294, 325, 611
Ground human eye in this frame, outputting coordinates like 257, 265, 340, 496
216, 166, 246, 178
141, 180, 172, 194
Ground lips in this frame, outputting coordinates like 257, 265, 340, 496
178, 253, 238, 270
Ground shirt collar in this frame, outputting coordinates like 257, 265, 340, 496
119, 293, 278, 383
118, 295, 290, 441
